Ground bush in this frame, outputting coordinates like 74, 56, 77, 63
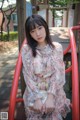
0, 31, 18, 41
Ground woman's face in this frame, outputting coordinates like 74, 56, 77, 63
30, 24, 46, 46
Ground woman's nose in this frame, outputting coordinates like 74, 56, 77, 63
36, 30, 40, 36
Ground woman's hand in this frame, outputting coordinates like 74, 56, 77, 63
33, 98, 43, 113
44, 93, 55, 113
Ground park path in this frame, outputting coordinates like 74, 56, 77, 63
0, 47, 26, 120
0, 47, 18, 105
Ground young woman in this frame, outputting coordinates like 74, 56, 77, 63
21, 14, 70, 120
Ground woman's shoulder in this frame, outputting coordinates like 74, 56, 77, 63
52, 42, 63, 51
21, 44, 31, 55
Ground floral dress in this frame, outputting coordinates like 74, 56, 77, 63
21, 42, 70, 120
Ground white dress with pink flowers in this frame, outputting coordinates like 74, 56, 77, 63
21, 42, 70, 120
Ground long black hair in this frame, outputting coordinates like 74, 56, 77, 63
25, 14, 54, 57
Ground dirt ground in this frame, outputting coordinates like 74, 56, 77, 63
0, 41, 18, 53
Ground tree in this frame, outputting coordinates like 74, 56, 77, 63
16, 0, 26, 95
17, 0, 26, 50
0, 0, 5, 40
0, 0, 16, 41
4, 4, 16, 41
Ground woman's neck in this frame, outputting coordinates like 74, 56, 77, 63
38, 41, 47, 47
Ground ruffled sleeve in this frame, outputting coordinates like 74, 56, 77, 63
47, 42, 70, 117
47, 42, 65, 95
21, 44, 43, 105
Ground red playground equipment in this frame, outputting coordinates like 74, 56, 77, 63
8, 26, 80, 120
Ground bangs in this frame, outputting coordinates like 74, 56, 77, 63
28, 19, 43, 32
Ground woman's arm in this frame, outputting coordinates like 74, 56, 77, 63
47, 42, 70, 117
47, 42, 65, 95
21, 44, 43, 101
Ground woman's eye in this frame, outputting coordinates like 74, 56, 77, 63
38, 26, 42, 29
30, 30, 35, 33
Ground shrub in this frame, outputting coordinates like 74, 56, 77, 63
0, 31, 18, 41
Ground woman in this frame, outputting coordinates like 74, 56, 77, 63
21, 14, 70, 120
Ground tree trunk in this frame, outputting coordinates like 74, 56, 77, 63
16, 0, 26, 95
17, 0, 26, 50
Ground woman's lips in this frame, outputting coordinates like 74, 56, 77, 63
38, 37, 42, 40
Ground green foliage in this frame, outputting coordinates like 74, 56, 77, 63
49, 0, 80, 7
0, 31, 18, 41
64, 0, 80, 4
49, 0, 66, 7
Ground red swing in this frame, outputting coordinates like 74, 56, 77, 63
8, 26, 80, 120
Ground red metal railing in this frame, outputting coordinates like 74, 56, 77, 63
8, 39, 26, 120
64, 25, 80, 120
69, 26, 80, 120
8, 26, 80, 120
